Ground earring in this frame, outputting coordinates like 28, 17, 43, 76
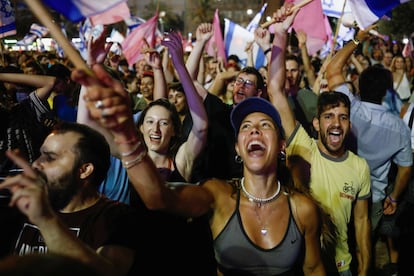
278, 150, 286, 162
234, 155, 243, 164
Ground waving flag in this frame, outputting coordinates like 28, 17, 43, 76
121, 13, 158, 66
246, 3, 268, 32
205, 9, 227, 63
42, 0, 127, 23
76, 18, 104, 60
224, 18, 266, 68
402, 34, 414, 58
16, 34, 37, 46
125, 15, 146, 33
89, 1, 130, 26
0, 0, 16, 38
29, 23, 48, 37
322, 0, 352, 18
16, 23, 48, 46
348, 0, 412, 29
291, 0, 329, 56
245, 3, 268, 68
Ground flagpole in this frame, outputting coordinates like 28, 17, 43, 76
260, 0, 314, 29
330, 0, 348, 56
23, 0, 91, 73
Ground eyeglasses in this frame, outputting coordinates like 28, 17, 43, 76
235, 77, 255, 88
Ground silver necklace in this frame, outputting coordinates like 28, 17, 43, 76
240, 177, 281, 206
253, 205, 274, 235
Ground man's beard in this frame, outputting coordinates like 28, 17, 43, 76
47, 169, 80, 211
320, 128, 347, 156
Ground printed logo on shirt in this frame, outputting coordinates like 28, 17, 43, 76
14, 223, 80, 255
336, 259, 345, 268
340, 181, 356, 201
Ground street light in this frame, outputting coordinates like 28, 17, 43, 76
159, 11, 166, 33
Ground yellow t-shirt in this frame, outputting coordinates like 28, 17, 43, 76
287, 125, 371, 272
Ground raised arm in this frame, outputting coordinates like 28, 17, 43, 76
161, 47, 175, 83
312, 56, 331, 95
186, 23, 214, 99
296, 30, 316, 88
254, 27, 272, 65
77, 29, 120, 157
0, 73, 56, 101
208, 69, 240, 96
267, 5, 299, 139
142, 41, 167, 100
163, 32, 209, 182
327, 30, 369, 90
245, 40, 254, 67
72, 64, 213, 217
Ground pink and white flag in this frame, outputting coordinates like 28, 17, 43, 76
205, 9, 227, 64
90, 1, 130, 26
121, 13, 159, 66
291, 0, 329, 56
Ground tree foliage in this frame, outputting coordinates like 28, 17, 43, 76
142, 1, 184, 33
191, 0, 214, 27
380, 1, 414, 41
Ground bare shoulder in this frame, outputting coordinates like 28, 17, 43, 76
289, 191, 321, 231
290, 191, 319, 213
202, 178, 238, 204
202, 178, 236, 195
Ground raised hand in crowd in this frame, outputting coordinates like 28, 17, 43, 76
87, 27, 113, 66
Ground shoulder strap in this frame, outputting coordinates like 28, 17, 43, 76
408, 105, 414, 129
394, 72, 404, 91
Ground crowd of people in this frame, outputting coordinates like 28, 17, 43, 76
0, 3, 414, 276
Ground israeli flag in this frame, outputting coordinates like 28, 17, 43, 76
42, 0, 127, 22
0, 0, 16, 38
224, 19, 265, 69
348, 0, 412, 29
322, 0, 352, 18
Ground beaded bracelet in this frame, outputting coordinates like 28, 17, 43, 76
122, 150, 147, 169
388, 195, 398, 203
120, 141, 142, 157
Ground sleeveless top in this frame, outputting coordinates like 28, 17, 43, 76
214, 189, 304, 276
394, 73, 411, 101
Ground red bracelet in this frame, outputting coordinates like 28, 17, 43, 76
388, 195, 398, 203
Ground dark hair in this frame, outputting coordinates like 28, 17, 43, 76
136, 98, 182, 158
228, 54, 240, 64
359, 65, 393, 104
51, 122, 110, 187
24, 60, 46, 75
168, 82, 185, 93
317, 91, 350, 117
239, 66, 265, 91
285, 54, 302, 67
46, 63, 71, 80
